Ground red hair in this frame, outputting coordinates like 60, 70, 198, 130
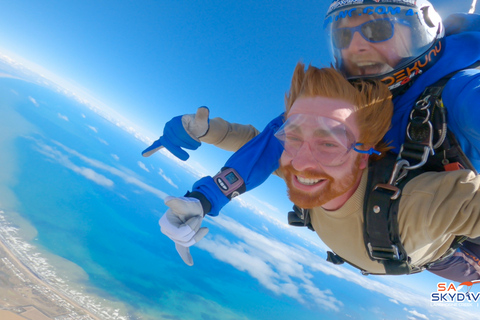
285, 63, 393, 158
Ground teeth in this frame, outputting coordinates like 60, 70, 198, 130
356, 62, 377, 67
297, 176, 322, 186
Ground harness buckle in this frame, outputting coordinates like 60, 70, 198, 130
403, 94, 435, 170
373, 183, 401, 200
398, 144, 433, 170
367, 243, 401, 261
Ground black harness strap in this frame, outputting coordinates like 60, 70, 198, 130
363, 153, 425, 275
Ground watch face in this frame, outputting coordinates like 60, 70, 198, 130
214, 168, 246, 199
225, 172, 239, 184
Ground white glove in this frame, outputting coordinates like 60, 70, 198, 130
159, 196, 209, 266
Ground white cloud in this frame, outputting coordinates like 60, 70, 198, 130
87, 125, 98, 133
57, 113, 69, 121
405, 308, 429, 320
198, 215, 343, 311
158, 168, 178, 189
98, 138, 108, 145
233, 194, 330, 253
197, 212, 479, 320
86, 125, 109, 145
137, 161, 150, 172
52, 141, 167, 199
28, 96, 39, 107
77, 167, 114, 187
111, 154, 120, 161
33, 139, 113, 187
31, 137, 167, 199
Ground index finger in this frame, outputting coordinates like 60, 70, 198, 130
142, 138, 164, 157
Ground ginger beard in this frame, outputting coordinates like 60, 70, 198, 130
280, 154, 364, 209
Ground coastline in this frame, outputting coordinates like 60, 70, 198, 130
0, 211, 127, 320
0, 84, 129, 320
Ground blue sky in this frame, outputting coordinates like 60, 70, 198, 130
0, 0, 474, 176
0, 0, 471, 137
0, 1, 478, 319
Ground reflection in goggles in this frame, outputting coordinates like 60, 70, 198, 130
332, 18, 408, 49
275, 114, 379, 166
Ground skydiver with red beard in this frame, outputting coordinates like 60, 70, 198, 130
160, 63, 480, 282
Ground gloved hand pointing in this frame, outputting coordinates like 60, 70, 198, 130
142, 107, 210, 160
159, 196, 209, 266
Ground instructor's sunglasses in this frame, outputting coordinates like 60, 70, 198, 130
332, 18, 406, 49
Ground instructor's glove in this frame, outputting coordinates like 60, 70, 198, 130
142, 107, 210, 160
159, 196, 209, 266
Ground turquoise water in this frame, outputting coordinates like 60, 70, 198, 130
1, 77, 335, 319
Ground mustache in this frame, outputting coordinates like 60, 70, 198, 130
280, 163, 333, 180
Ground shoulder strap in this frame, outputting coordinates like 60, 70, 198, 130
362, 153, 426, 275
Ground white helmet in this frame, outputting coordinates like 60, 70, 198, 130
324, 0, 445, 95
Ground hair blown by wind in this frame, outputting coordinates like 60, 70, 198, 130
284, 63, 393, 158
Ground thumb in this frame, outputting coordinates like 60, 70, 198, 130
195, 106, 209, 124
174, 227, 208, 266
175, 243, 194, 266
188, 106, 209, 138
193, 227, 209, 243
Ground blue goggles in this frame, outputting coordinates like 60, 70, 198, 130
332, 18, 408, 50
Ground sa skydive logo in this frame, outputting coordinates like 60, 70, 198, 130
431, 281, 480, 303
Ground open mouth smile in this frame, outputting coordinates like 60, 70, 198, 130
355, 62, 392, 76
296, 176, 326, 186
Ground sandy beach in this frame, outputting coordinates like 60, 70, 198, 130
0, 208, 132, 320
0, 232, 102, 320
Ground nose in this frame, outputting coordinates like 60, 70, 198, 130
347, 31, 369, 52
291, 142, 318, 172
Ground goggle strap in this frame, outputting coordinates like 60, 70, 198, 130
354, 143, 381, 156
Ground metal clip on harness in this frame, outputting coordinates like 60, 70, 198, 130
401, 95, 435, 170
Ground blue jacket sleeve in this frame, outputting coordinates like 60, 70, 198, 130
189, 114, 285, 216
444, 13, 480, 36
443, 69, 480, 171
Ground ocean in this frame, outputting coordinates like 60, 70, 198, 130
0, 76, 327, 320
